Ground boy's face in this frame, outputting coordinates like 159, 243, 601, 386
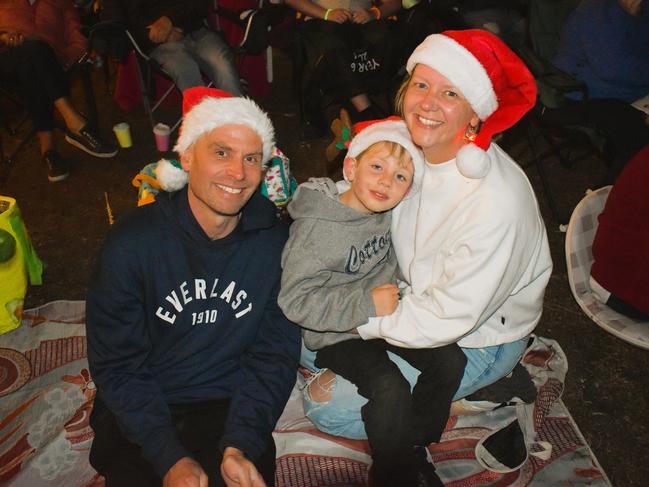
342, 144, 414, 214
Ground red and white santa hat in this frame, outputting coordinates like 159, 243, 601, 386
173, 86, 275, 163
406, 29, 536, 179
159, 87, 276, 191
345, 116, 425, 194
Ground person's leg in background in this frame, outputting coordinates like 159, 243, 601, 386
190, 27, 243, 96
20, 40, 117, 160
0, 40, 117, 181
150, 39, 206, 93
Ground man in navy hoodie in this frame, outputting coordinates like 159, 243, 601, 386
86, 87, 300, 487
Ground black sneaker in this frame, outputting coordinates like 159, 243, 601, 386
65, 125, 118, 158
43, 150, 69, 182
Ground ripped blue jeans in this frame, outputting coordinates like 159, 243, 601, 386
301, 337, 529, 440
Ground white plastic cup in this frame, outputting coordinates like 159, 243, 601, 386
153, 123, 171, 152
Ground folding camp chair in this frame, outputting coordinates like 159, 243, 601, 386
565, 186, 649, 349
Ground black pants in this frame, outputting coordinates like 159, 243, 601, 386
0, 40, 70, 131
89, 397, 276, 487
315, 339, 466, 483
541, 98, 649, 184
300, 19, 398, 100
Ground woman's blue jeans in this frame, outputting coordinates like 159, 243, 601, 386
300, 337, 529, 440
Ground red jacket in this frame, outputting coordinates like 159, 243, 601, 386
591, 144, 649, 315
0, 0, 86, 66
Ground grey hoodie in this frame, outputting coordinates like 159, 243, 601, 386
278, 177, 397, 350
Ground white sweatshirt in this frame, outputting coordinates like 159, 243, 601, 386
357, 144, 552, 349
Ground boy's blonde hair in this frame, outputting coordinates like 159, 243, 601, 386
354, 140, 414, 172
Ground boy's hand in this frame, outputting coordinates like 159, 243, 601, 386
372, 283, 400, 316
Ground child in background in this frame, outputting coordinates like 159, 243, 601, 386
279, 118, 466, 487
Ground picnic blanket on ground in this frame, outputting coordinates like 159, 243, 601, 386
0, 301, 612, 486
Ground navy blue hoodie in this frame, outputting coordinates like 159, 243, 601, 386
86, 187, 300, 477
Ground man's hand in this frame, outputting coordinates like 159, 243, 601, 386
220, 447, 267, 487
0, 31, 24, 48
148, 16, 174, 44
163, 457, 208, 487
326, 8, 352, 23
371, 283, 400, 316
352, 8, 374, 24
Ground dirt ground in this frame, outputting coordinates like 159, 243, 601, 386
2, 46, 648, 487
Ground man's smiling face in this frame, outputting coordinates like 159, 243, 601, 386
181, 124, 264, 222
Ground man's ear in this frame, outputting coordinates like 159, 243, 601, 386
179, 148, 192, 172
342, 156, 357, 182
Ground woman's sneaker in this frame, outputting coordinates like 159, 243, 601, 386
65, 125, 118, 158
43, 150, 69, 182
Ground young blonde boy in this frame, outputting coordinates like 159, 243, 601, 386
279, 118, 466, 487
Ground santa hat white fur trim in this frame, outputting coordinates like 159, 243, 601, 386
155, 158, 188, 191
173, 96, 275, 164
406, 34, 498, 120
345, 119, 425, 194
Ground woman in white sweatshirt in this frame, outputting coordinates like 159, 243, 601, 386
300, 29, 553, 441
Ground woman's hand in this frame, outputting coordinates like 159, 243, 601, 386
220, 447, 267, 487
0, 31, 24, 48
372, 283, 400, 316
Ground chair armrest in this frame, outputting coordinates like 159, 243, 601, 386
516, 44, 588, 106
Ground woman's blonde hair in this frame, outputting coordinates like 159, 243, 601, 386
394, 72, 413, 118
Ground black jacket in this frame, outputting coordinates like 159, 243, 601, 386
86, 187, 300, 476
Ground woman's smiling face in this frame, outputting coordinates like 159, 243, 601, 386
403, 64, 480, 163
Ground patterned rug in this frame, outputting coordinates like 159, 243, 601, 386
1, 301, 611, 486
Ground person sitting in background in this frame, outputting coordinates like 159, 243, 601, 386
548, 0, 649, 184
457, 0, 527, 50
284, 0, 403, 123
102, 0, 243, 95
0, 0, 117, 182
590, 143, 649, 321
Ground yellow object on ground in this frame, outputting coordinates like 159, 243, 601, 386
0, 196, 43, 334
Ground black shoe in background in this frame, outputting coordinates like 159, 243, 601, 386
42, 150, 69, 182
65, 124, 118, 158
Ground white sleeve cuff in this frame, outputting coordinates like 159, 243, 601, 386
357, 317, 382, 340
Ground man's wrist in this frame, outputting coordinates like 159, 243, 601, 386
223, 447, 246, 460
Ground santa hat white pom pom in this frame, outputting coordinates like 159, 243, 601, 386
155, 158, 188, 191
456, 144, 492, 179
